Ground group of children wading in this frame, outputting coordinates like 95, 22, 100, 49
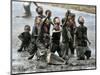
17, 2, 91, 65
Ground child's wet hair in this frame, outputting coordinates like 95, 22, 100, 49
34, 16, 42, 24
45, 10, 51, 15
24, 25, 30, 31
53, 17, 60, 22
36, 6, 43, 15
78, 16, 85, 24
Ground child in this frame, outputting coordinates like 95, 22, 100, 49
28, 14, 51, 60
35, 14, 52, 61
36, 6, 45, 19
61, 11, 76, 59
38, 10, 53, 49
17, 25, 31, 52
32, 16, 42, 41
61, 12, 73, 60
75, 16, 91, 60
67, 13, 76, 56
50, 17, 62, 57
28, 16, 42, 60
45, 10, 54, 26
39, 18, 51, 49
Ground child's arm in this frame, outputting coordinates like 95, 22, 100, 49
18, 32, 24, 41
84, 27, 91, 45
85, 36, 91, 45
73, 27, 77, 48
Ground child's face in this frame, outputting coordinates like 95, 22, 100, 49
78, 16, 84, 25
46, 11, 52, 17
24, 27, 30, 32
37, 7, 43, 15
36, 17, 42, 25
54, 18, 60, 25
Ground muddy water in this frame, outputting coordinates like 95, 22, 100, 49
12, 1, 96, 74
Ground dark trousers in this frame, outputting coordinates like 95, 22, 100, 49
28, 43, 37, 55
76, 46, 91, 60
19, 42, 29, 51
84, 49, 91, 59
69, 41, 74, 55
51, 42, 61, 57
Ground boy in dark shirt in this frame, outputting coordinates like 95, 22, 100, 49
75, 16, 91, 60
17, 25, 31, 52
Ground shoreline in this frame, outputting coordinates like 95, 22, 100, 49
40, 3, 96, 14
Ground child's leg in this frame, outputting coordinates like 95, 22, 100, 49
84, 47, 91, 59
57, 44, 62, 57
76, 46, 85, 60
28, 44, 38, 60
24, 42, 30, 51
61, 43, 69, 60
69, 42, 74, 55
51, 43, 56, 53
18, 42, 24, 52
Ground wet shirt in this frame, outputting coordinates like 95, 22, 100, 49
62, 25, 72, 43
32, 25, 41, 40
75, 25, 88, 47
18, 32, 31, 43
52, 25, 61, 44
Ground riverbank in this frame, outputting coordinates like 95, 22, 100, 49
41, 3, 96, 14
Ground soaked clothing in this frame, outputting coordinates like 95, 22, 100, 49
28, 15, 45, 55
68, 23, 76, 55
37, 17, 53, 48
28, 17, 52, 60
75, 25, 91, 59
62, 16, 76, 55
28, 25, 41, 55
76, 46, 91, 60
61, 22, 76, 59
62, 17, 67, 25
18, 32, 31, 51
51, 25, 62, 57
34, 17, 52, 61
75, 26, 88, 47
38, 24, 50, 49
61, 25, 71, 59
